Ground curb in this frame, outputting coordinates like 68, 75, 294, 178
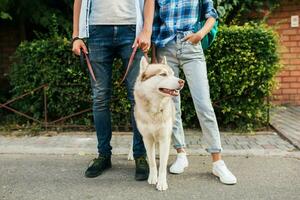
1, 143, 299, 159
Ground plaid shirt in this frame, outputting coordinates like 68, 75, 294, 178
152, 0, 218, 47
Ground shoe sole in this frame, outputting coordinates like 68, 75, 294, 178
169, 169, 184, 174
85, 165, 112, 178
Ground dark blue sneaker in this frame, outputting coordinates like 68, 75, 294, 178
85, 155, 112, 178
135, 155, 149, 181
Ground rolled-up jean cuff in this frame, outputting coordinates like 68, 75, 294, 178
206, 148, 223, 153
173, 144, 186, 149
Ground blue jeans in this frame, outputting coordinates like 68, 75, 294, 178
87, 25, 146, 158
157, 31, 223, 153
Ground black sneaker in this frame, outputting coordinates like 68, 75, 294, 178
85, 155, 112, 178
135, 155, 149, 181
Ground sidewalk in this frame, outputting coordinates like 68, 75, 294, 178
0, 130, 299, 158
270, 106, 300, 149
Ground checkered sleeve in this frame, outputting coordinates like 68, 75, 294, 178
203, 0, 218, 19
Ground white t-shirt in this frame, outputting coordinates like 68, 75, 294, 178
89, 0, 136, 25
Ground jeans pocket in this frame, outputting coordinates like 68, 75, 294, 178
192, 41, 202, 47
183, 40, 199, 47
181, 40, 204, 57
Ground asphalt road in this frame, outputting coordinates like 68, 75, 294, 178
0, 154, 299, 200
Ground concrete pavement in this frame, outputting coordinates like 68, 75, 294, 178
0, 154, 300, 200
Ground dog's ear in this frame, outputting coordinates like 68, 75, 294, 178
140, 56, 148, 73
161, 56, 168, 65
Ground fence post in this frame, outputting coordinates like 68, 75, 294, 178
267, 95, 270, 131
44, 85, 48, 132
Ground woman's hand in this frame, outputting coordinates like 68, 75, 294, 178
182, 31, 205, 45
183, 17, 215, 45
133, 30, 152, 53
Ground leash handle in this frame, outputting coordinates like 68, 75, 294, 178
80, 49, 97, 82
120, 46, 150, 84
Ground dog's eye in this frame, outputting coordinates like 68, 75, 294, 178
160, 73, 167, 77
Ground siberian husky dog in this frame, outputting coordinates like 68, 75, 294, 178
134, 56, 184, 191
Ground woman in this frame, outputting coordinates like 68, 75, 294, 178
152, 0, 237, 184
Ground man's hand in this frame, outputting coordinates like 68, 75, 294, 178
133, 30, 152, 53
72, 39, 88, 56
182, 31, 205, 45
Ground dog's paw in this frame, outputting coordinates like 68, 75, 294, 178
148, 172, 157, 185
156, 180, 168, 191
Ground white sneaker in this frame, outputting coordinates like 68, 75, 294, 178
169, 152, 188, 174
212, 160, 237, 185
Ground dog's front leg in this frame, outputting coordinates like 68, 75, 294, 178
157, 137, 170, 191
143, 137, 157, 185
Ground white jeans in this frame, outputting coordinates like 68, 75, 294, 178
157, 31, 222, 153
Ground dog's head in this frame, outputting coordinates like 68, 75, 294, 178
135, 56, 184, 98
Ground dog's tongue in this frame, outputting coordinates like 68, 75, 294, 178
160, 88, 179, 96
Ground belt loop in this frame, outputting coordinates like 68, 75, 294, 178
113, 26, 118, 41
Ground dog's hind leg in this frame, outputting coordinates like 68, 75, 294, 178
127, 140, 134, 161
157, 137, 171, 191
144, 137, 157, 185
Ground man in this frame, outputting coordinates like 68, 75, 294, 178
152, 0, 237, 184
72, 0, 154, 181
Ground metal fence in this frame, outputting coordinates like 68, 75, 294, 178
0, 84, 93, 131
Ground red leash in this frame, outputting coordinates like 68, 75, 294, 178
120, 45, 139, 84
120, 46, 150, 84
80, 49, 97, 82
81, 46, 149, 84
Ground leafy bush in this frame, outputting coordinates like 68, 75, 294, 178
9, 24, 280, 131
9, 36, 91, 125
9, 36, 132, 129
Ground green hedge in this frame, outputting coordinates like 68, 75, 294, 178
205, 24, 280, 129
9, 37, 92, 125
8, 24, 280, 131
9, 37, 132, 129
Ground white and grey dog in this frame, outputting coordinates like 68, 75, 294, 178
134, 56, 184, 191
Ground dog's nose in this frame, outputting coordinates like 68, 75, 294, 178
178, 79, 185, 86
